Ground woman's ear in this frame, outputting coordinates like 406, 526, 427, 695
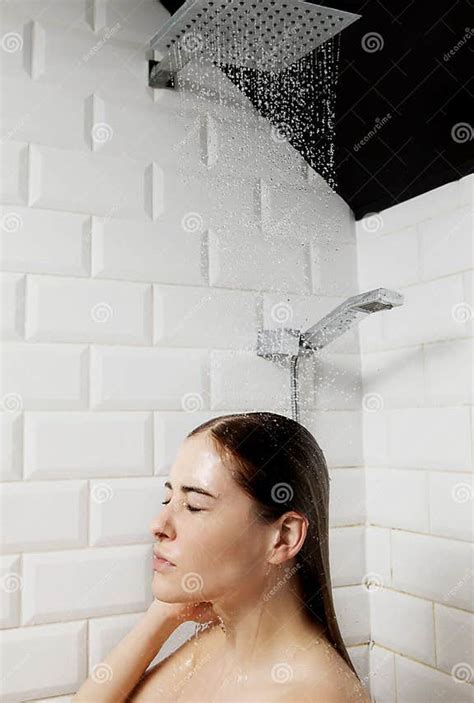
268, 511, 308, 565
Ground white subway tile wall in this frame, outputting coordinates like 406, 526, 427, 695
0, 1, 472, 702
357, 170, 473, 702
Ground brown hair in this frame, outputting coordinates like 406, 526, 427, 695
186, 410, 360, 679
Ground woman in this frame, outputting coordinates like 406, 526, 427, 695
73, 411, 371, 702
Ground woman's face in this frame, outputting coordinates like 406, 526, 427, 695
149, 432, 272, 604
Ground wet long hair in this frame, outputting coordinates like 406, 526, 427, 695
186, 410, 360, 679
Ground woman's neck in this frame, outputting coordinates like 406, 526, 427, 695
211, 567, 327, 676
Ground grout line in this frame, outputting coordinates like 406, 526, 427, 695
2, 266, 473, 300
86, 478, 90, 548
0, 333, 472, 354
432, 600, 438, 668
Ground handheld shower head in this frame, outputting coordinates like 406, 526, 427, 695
257, 287, 404, 364
300, 287, 404, 352
149, 0, 361, 87
256, 287, 403, 421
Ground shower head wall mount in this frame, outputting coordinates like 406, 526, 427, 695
257, 287, 404, 423
257, 287, 404, 367
148, 0, 361, 88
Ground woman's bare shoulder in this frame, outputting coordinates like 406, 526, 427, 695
127, 623, 223, 702
302, 647, 372, 703
238, 673, 371, 703
271, 665, 370, 703
274, 636, 371, 703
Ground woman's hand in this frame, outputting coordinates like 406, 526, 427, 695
148, 596, 221, 628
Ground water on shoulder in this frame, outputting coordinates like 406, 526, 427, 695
175, 627, 370, 703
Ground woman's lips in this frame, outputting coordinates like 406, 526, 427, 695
153, 555, 176, 571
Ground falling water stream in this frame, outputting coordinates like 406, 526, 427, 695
160, 5, 346, 425
168, 18, 342, 188
170, 29, 344, 256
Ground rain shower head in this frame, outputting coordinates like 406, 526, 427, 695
149, 0, 361, 88
300, 287, 404, 352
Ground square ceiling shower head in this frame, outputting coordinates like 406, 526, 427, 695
149, 0, 361, 87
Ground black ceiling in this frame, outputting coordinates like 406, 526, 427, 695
158, 0, 473, 219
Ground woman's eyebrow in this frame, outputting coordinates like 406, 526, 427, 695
164, 480, 219, 499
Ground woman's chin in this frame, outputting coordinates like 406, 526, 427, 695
152, 579, 179, 600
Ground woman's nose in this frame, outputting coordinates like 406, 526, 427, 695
149, 513, 167, 539
149, 501, 176, 538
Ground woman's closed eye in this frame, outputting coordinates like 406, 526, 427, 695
161, 499, 203, 513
